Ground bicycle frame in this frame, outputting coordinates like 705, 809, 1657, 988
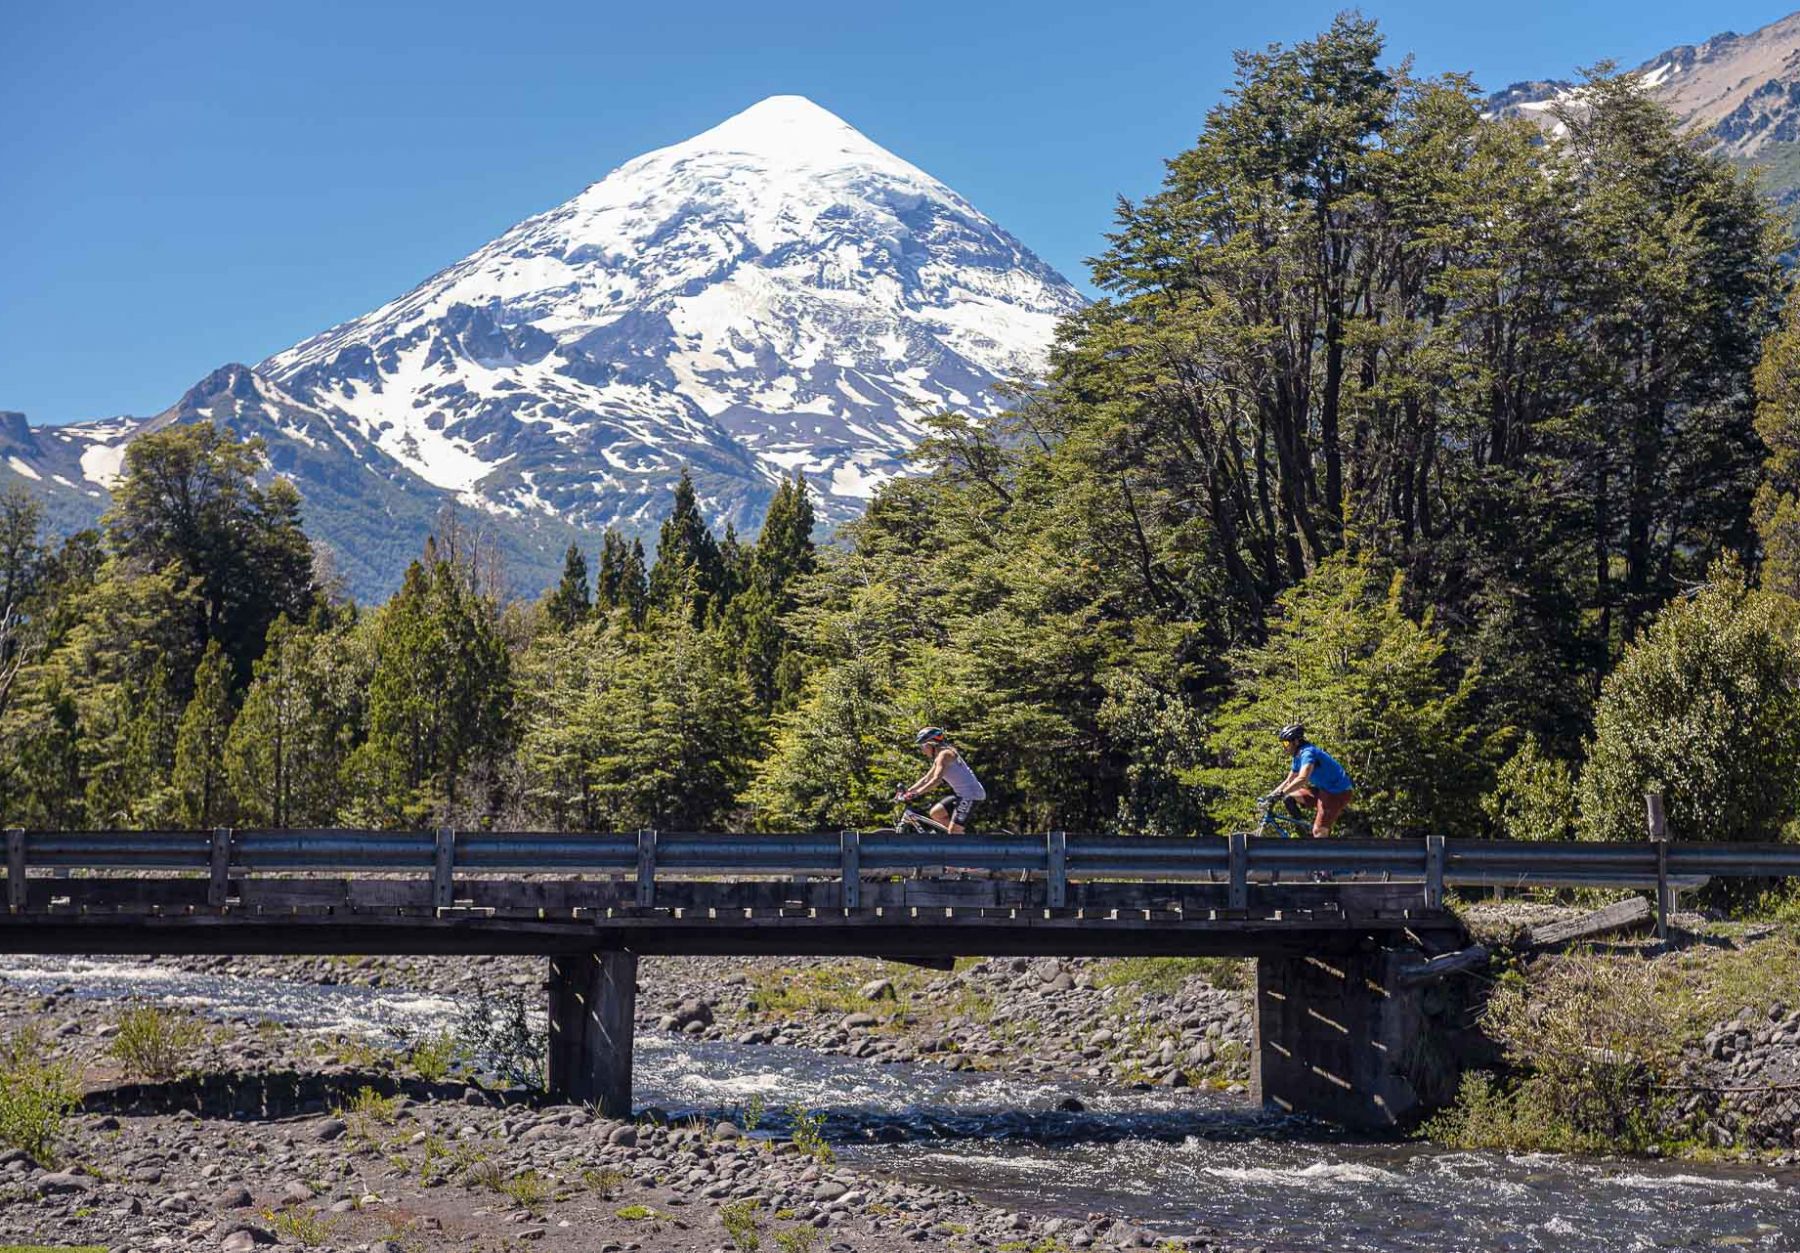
1252, 797, 1312, 839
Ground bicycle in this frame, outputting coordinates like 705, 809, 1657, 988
1241, 794, 1312, 839
889, 789, 956, 837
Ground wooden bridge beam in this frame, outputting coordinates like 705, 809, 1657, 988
545, 950, 637, 1117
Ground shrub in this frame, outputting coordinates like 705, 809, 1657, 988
109, 1003, 206, 1082
721, 1198, 763, 1251
407, 1030, 459, 1082
773, 1228, 823, 1253
453, 988, 545, 1091
785, 1104, 832, 1163
1482, 735, 1578, 842
0, 1026, 80, 1163
1580, 565, 1800, 844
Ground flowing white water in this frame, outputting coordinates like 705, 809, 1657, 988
9, 955, 1800, 1251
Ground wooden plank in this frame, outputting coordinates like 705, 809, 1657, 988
636, 829, 657, 908
1046, 830, 1067, 909
1228, 832, 1247, 911
1424, 834, 1444, 910
841, 830, 860, 911
433, 827, 456, 910
1395, 944, 1492, 987
1521, 896, 1654, 952
209, 828, 232, 908
6, 830, 23, 913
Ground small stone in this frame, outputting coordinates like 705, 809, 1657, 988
713, 1121, 741, 1140
519, 1227, 547, 1241
858, 978, 896, 1001
815, 1181, 849, 1201
281, 1180, 315, 1205
842, 1012, 879, 1030
608, 1124, 639, 1147
216, 1184, 254, 1209
314, 1117, 347, 1142
220, 1228, 276, 1252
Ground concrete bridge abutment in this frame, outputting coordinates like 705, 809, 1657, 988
546, 950, 638, 1116
1252, 946, 1473, 1131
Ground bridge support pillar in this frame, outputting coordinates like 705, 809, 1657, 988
546, 951, 637, 1117
1252, 947, 1466, 1131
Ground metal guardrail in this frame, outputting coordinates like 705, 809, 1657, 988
5, 826, 1799, 916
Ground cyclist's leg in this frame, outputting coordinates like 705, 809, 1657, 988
929, 799, 954, 830
947, 797, 977, 836
1313, 789, 1350, 837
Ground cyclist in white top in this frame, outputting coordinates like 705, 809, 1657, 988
899, 727, 986, 833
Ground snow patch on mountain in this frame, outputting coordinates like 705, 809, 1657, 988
260, 94, 1084, 535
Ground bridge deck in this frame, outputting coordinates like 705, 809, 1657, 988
0, 876, 1455, 957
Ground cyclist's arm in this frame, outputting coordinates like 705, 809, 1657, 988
1270, 767, 1303, 797
903, 751, 950, 800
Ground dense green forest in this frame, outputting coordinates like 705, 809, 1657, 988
3, 17, 1800, 842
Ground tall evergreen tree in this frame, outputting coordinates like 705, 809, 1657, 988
647, 470, 726, 626
172, 639, 236, 827
349, 552, 512, 826
542, 543, 592, 632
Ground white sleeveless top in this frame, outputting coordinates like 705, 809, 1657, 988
940, 749, 986, 801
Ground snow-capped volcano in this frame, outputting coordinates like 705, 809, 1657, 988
261, 94, 1083, 532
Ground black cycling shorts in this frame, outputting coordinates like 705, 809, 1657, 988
950, 796, 980, 828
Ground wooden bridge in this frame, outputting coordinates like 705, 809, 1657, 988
0, 824, 1787, 1130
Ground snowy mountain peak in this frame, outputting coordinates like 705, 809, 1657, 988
260, 96, 1084, 545
656, 94, 905, 171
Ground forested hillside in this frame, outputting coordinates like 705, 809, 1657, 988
3, 17, 1799, 844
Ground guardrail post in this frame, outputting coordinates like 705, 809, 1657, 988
840, 830, 860, 910
1646, 792, 1669, 940
1046, 830, 1067, 909
1227, 831, 1248, 911
5, 830, 22, 913
433, 827, 456, 910
1424, 834, 1445, 910
209, 827, 233, 908
636, 829, 657, 908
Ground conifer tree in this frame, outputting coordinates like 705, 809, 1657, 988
172, 639, 236, 827
543, 543, 592, 631
647, 470, 726, 626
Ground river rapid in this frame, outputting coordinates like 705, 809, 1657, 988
4, 955, 1797, 1252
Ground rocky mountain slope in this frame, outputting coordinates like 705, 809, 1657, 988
2, 95, 1082, 600
1488, 8, 1800, 202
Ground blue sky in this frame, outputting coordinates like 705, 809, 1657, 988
3, 0, 1794, 424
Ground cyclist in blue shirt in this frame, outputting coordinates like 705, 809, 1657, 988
1266, 723, 1354, 836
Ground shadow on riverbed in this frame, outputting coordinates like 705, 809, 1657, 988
80, 1071, 482, 1119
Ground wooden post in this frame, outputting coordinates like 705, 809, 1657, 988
546, 951, 637, 1117
209, 828, 233, 908
433, 827, 456, 911
5, 830, 22, 913
840, 830, 860, 910
635, 829, 657, 908
1424, 834, 1445, 911
1646, 792, 1669, 941
1046, 830, 1067, 910
1228, 831, 1248, 912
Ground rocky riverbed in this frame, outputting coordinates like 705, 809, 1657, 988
0, 983, 1251, 1253
155, 952, 1259, 1095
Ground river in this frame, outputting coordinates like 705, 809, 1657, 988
4, 955, 1796, 1252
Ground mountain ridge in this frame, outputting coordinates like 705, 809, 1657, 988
2, 95, 1083, 599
